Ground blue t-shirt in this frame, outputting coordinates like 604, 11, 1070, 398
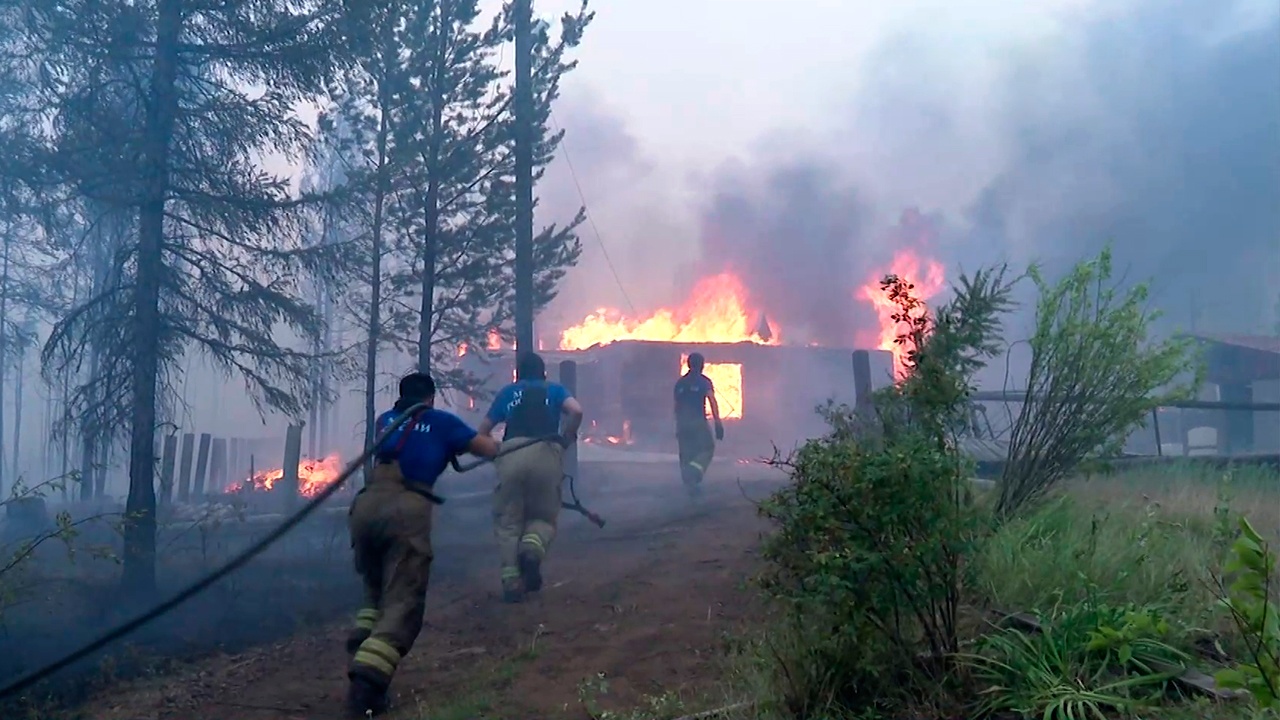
375, 408, 477, 487
485, 380, 572, 430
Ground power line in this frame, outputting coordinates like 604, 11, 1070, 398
550, 110, 636, 315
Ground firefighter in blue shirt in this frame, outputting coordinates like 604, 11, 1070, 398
674, 352, 723, 493
477, 352, 584, 603
345, 372, 499, 718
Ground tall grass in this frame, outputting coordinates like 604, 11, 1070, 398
972, 463, 1279, 634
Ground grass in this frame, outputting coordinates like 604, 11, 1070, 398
974, 463, 1278, 634
721, 461, 1280, 720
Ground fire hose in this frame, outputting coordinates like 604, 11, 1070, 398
446, 439, 606, 528
0, 405, 604, 700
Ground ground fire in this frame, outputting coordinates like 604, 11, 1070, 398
226, 453, 343, 498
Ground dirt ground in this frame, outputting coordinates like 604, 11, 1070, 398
68, 460, 784, 720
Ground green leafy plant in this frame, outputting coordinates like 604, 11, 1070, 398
0, 474, 118, 621
1214, 517, 1280, 709
998, 248, 1201, 518
755, 266, 1016, 717
966, 600, 1189, 719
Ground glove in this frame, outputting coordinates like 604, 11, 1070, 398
714, 421, 724, 441
557, 434, 576, 449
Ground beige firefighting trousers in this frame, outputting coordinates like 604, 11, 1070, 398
346, 461, 434, 689
492, 437, 564, 590
677, 416, 715, 482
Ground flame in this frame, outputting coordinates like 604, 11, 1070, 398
582, 418, 634, 446
681, 354, 744, 420
227, 453, 343, 498
457, 343, 468, 357
560, 272, 780, 350
856, 251, 945, 379
487, 329, 502, 350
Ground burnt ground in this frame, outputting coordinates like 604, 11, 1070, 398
20, 458, 784, 720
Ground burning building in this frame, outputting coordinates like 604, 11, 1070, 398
458, 251, 943, 453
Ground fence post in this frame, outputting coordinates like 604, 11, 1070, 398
229, 438, 242, 484
193, 433, 213, 497
159, 434, 178, 506
852, 350, 874, 416
280, 424, 304, 512
559, 360, 579, 484
210, 438, 228, 495
177, 433, 196, 502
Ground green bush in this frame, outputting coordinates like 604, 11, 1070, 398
1215, 517, 1280, 709
752, 266, 1016, 717
998, 248, 1200, 518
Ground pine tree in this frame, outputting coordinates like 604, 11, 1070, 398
10, 0, 373, 597
380, 0, 592, 389
321, 1, 416, 467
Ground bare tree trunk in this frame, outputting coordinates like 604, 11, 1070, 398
362, 40, 395, 478
416, 20, 447, 375
122, 0, 182, 599
0, 229, 10, 499
11, 345, 24, 485
41, 391, 51, 484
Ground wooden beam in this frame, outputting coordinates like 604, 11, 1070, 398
192, 433, 212, 497
177, 432, 196, 501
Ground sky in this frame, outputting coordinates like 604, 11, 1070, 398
7, 0, 1280, 486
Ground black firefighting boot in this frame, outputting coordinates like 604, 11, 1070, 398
346, 673, 389, 718
518, 547, 543, 593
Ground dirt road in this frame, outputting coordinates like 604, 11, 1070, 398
72, 460, 784, 720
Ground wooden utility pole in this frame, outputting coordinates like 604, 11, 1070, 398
513, 0, 535, 354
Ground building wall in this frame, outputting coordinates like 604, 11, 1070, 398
1255, 379, 1280, 453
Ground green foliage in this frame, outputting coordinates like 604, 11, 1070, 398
965, 601, 1189, 719
754, 265, 1016, 717
972, 494, 1212, 628
319, 0, 591, 384
998, 247, 1201, 518
0, 476, 117, 621
1214, 518, 1280, 709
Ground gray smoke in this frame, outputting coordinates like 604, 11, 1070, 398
696, 159, 869, 345
967, 0, 1280, 331
692, 0, 1280, 335
544, 0, 1280, 339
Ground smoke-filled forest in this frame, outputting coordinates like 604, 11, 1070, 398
0, 0, 1277, 719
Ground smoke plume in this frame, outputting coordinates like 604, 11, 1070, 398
543, 0, 1280, 338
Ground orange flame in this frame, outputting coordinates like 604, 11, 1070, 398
227, 453, 343, 498
487, 329, 502, 350
857, 251, 945, 379
560, 272, 779, 350
582, 419, 634, 446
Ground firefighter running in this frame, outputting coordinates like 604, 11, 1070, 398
477, 352, 585, 603
673, 352, 723, 494
345, 372, 499, 718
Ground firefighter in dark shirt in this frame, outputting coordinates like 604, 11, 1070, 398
673, 352, 723, 493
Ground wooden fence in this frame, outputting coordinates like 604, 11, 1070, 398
153, 425, 306, 509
